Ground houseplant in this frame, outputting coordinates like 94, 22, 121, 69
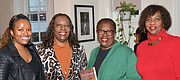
115, 1, 137, 45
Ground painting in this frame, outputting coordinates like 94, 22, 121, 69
74, 5, 95, 42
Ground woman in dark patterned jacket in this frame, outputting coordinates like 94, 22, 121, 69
36, 13, 87, 80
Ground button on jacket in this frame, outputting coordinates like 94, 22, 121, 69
0, 40, 45, 80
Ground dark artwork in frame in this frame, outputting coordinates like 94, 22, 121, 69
74, 5, 95, 42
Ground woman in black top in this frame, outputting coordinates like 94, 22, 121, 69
134, 27, 147, 53
0, 14, 45, 80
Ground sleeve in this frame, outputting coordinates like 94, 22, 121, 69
86, 49, 94, 69
126, 51, 142, 80
0, 53, 10, 80
80, 46, 88, 70
172, 39, 180, 80
86, 47, 98, 69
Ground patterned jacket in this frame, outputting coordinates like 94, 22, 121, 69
36, 43, 87, 80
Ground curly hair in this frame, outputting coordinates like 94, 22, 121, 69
42, 13, 79, 47
139, 4, 171, 32
0, 14, 30, 48
135, 27, 147, 42
96, 18, 116, 31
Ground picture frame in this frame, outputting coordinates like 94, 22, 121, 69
74, 5, 95, 42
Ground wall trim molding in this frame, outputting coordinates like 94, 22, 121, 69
172, 0, 180, 36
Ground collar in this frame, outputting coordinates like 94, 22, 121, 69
54, 40, 69, 48
147, 29, 166, 43
4, 40, 33, 57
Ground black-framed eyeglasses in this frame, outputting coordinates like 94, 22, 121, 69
97, 29, 115, 36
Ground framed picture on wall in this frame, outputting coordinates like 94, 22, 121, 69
74, 5, 95, 42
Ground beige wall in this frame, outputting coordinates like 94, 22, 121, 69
54, 0, 71, 16
0, 0, 13, 38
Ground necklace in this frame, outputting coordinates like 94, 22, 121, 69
62, 48, 69, 76
55, 47, 70, 77
147, 37, 162, 46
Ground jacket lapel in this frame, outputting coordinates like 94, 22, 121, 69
5, 40, 20, 57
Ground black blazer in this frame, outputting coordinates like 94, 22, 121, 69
0, 40, 45, 80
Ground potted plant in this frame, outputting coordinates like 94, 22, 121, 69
115, 1, 137, 45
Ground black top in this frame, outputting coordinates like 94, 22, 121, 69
134, 38, 147, 54
27, 50, 40, 80
93, 48, 111, 77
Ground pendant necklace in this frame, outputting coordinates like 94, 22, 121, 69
58, 48, 70, 77
147, 37, 162, 46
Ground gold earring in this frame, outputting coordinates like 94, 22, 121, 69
10, 36, 13, 40
144, 28, 147, 34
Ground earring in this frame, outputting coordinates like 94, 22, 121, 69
10, 36, 12, 40
143, 28, 147, 34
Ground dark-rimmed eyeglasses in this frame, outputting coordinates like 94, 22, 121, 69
97, 29, 115, 36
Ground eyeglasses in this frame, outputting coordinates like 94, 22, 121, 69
97, 29, 115, 36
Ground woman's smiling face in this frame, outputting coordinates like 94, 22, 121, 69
97, 21, 116, 50
145, 11, 164, 35
53, 16, 70, 44
10, 19, 32, 46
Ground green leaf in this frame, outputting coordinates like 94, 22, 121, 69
127, 3, 132, 7
120, 2, 123, 5
120, 37, 123, 40
119, 28, 124, 31
115, 18, 119, 21
123, 41, 128, 45
132, 5, 137, 7
120, 34, 123, 37
120, 41, 123, 43
122, 1, 127, 8
115, 6, 120, 10
117, 24, 119, 26
117, 37, 119, 39
129, 33, 133, 36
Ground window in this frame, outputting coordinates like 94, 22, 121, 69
12, 0, 53, 44
27, 0, 47, 44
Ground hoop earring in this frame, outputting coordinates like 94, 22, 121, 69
144, 28, 147, 34
10, 36, 14, 40
10, 36, 12, 40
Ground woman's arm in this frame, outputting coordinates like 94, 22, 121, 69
79, 46, 88, 70
0, 53, 10, 80
126, 52, 142, 80
172, 39, 180, 80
